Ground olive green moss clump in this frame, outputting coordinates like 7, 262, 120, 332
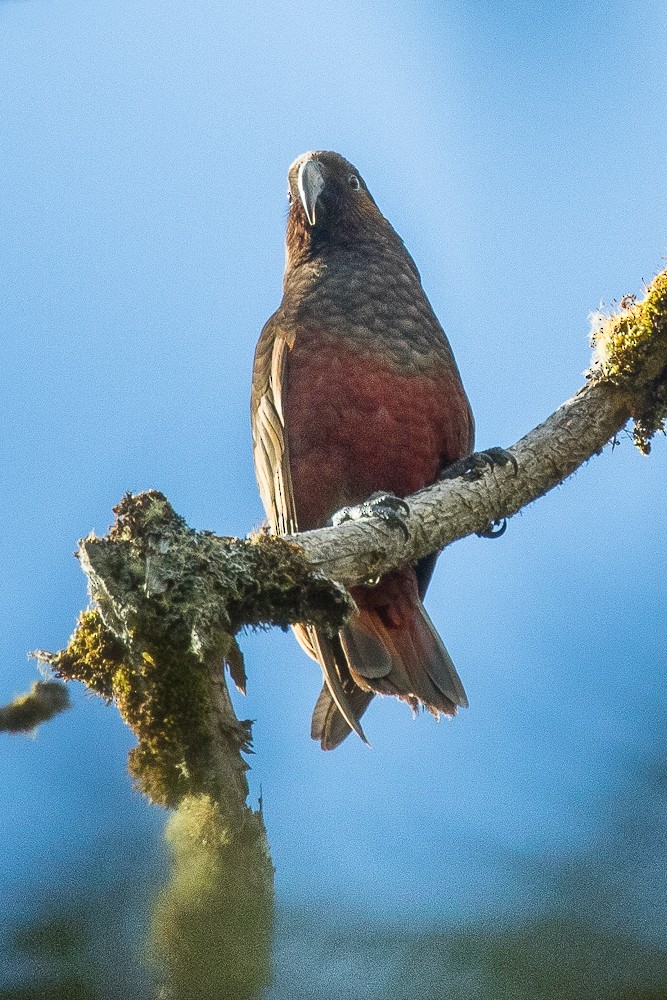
0, 680, 70, 733
49, 608, 234, 809
239, 531, 353, 631
589, 269, 667, 454
150, 794, 273, 1000
50, 608, 126, 701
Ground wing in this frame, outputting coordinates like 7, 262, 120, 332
251, 315, 297, 536
251, 313, 369, 744
311, 675, 374, 751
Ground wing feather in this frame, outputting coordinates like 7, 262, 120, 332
251, 314, 367, 742
251, 317, 297, 536
311, 679, 374, 751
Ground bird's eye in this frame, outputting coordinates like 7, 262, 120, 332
348, 174, 360, 190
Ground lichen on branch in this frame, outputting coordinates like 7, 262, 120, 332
41, 493, 279, 998
589, 269, 667, 453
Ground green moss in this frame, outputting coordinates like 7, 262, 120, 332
589, 270, 667, 453
52, 610, 126, 700
50, 607, 244, 809
109, 489, 187, 541
228, 531, 352, 633
120, 614, 243, 809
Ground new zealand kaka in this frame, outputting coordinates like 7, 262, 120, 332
252, 151, 474, 749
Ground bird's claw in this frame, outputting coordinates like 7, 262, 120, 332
477, 518, 507, 539
330, 491, 410, 541
440, 447, 518, 482
439, 449, 515, 540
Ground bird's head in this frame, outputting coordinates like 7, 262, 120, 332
285, 151, 385, 262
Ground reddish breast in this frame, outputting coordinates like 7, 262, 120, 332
285, 332, 472, 531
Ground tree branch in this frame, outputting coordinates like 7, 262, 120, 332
24, 264, 661, 807
23, 266, 665, 1000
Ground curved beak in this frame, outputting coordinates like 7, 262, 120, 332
297, 159, 325, 226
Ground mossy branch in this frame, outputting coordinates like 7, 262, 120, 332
43, 494, 352, 809
41, 494, 279, 998
0, 680, 70, 733
28, 266, 665, 999
42, 268, 666, 794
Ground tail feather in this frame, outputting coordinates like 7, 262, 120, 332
311, 680, 374, 751
305, 568, 467, 750
420, 604, 469, 708
294, 622, 371, 748
338, 617, 392, 679
346, 605, 464, 716
308, 627, 369, 746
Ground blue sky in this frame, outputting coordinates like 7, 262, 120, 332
1, 0, 666, 985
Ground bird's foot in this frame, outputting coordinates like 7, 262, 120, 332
440, 447, 518, 482
330, 491, 411, 541
440, 449, 516, 540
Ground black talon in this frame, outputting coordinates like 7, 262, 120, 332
477, 518, 507, 539
365, 491, 410, 517
482, 447, 519, 476
440, 447, 518, 482
365, 503, 410, 540
330, 491, 410, 541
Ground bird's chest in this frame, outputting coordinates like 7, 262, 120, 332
284, 330, 453, 530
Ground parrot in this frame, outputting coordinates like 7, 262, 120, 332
252, 151, 475, 749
